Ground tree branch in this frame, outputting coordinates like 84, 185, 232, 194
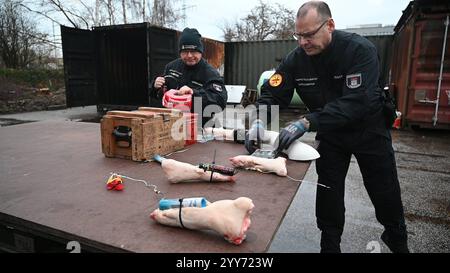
46, 0, 80, 28
19, 3, 63, 26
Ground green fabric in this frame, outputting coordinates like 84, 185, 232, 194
257, 70, 303, 107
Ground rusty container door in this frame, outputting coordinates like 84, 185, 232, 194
404, 15, 450, 129
201, 37, 225, 73
390, 20, 414, 124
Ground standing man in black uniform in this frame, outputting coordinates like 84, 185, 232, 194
150, 27, 227, 126
245, 1, 409, 253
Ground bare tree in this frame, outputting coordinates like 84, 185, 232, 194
240, 2, 275, 41
1, 0, 185, 70
42, 0, 90, 28
273, 4, 296, 40
121, 0, 127, 23
23, 0, 184, 30
95, 0, 101, 25
151, 0, 165, 26
221, 0, 295, 42
0, 0, 51, 68
101, 0, 116, 25
221, 22, 238, 42
142, 0, 146, 21
149, 0, 183, 28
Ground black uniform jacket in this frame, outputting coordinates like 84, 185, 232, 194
257, 30, 388, 139
150, 58, 227, 119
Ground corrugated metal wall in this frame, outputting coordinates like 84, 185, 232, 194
224, 35, 393, 90
367, 35, 394, 87
225, 40, 296, 89
95, 24, 151, 107
61, 26, 96, 107
390, 21, 413, 120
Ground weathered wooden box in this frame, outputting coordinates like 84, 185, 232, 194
138, 107, 198, 146
101, 108, 185, 161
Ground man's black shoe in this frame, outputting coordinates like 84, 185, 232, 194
381, 231, 410, 253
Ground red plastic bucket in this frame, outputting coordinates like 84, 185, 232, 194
162, 89, 192, 112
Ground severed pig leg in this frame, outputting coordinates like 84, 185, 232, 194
229, 156, 288, 177
150, 197, 254, 245
203, 127, 235, 142
161, 159, 235, 183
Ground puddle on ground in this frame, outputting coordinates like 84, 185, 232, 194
0, 118, 36, 127
404, 212, 450, 227
77, 116, 102, 123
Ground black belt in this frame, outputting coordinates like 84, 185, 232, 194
179, 198, 185, 229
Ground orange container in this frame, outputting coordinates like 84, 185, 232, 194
184, 113, 198, 146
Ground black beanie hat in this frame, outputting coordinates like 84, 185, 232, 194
179, 28, 204, 53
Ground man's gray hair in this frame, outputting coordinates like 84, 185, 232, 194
297, 1, 332, 21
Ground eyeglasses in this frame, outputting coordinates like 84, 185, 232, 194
180, 50, 200, 56
293, 19, 329, 41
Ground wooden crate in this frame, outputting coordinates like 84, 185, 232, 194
100, 108, 185, 161
138, 107, 199, 146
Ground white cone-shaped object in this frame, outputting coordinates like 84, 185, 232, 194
264, 131, 320, 161
202, 127, 320, 161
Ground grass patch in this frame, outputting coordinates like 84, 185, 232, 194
0, 68, 64, 91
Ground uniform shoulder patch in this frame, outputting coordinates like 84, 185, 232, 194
269, 74, 283, 87
346, 74, 362, 89
212, 83, 223, 92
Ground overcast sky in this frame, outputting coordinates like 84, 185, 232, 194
37, 0, 413, 56
183, 0, 412, 40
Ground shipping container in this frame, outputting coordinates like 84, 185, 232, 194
224, 40, 303, 107
224, 35, 393, 107
225, 40, 295, 89
61, 23, 224, 111
60, 26, 96, 107
389, 0, 450, 129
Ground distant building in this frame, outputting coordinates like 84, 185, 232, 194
340, 24, 395, 36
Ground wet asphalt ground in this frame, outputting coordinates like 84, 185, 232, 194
268, 128, 450, 253
1, 106, 449, 253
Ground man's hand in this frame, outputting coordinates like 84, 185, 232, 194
154, 76, 166, 89
177, 86, 194, 95
244, 119, 265, 154
275, 118, 309, 156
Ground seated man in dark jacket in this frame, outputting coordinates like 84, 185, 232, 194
150, 28, 227, 126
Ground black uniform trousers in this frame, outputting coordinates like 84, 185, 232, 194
315, 128, 408, 253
